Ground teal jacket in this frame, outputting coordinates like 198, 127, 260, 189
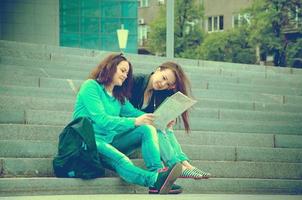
73, 79, 144, 143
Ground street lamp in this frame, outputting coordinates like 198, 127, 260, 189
117, 24, 129, 53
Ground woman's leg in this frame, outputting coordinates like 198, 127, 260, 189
97, 130, 183, 193
164, 130, 211, 179
111, 125, 163, 172
165, 129, 189, 162
96, 139, 157, 187
157, 130, 182, 168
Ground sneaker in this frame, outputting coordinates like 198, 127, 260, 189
149, 184, 182, 194
180, 168, 211, 179
193, 167, 211, 179
152, 163, 182, 194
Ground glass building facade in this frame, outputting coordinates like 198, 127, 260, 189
60, 0, 138, 53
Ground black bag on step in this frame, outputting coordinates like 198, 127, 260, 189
53, 117, 105, 179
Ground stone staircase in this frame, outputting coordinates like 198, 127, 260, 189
0, 40, 302, 196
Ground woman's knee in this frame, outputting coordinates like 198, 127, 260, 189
137, 125, 158, 140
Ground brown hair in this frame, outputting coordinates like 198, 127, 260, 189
159, 62, 192, 133
88, 53, 133, 104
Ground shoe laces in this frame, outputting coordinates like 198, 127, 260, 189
157, 166, 168, 173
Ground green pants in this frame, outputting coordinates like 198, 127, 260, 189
96, 125, 162, 187
158, 129, 189, 168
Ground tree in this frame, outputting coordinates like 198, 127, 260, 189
198, 32, 229, 62
147, 0, 204, 59
147, 6, 166, 55
244, 0, 302, 66
198, 27, 256, 64
286, 38, 302, 67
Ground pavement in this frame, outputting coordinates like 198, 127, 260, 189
1, 194, 302, 200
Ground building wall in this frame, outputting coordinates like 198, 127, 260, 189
0, 0, 138, 53
138, 0, 164, 50
138, 0, 163, 24
137, 0, 253, 43
0, 0, 59, 45
203, 0, 253, 31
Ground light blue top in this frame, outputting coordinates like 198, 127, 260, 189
73, 79, 144, 143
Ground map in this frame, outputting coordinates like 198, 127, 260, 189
153, 91, 197, 130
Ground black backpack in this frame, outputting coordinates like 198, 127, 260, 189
53, 117, 105, 179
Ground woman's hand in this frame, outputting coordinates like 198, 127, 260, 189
166, 120, 176, 129
135, 114, 155, 126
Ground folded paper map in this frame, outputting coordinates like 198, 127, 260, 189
153, 91, 197, 130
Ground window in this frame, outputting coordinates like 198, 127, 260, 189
207, 15, 223, 32
139, 0, 149, 7
232, 13, 250, 28
219, 15, 224, 30
60, 0, 138, 53
213, 16, 218, 31
208, 17, 212, 32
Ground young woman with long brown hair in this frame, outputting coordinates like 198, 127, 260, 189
129, 61, 211, 180
73, 54, 182, 194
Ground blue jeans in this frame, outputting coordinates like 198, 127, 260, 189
158, 129, 189, 168
96, 125, 163, 187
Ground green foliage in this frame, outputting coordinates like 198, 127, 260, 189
199, 32, 228, 61
286, 38, 302, 67
244, 0, 302, 66
147, 7, 166, 55
147, 0, 204, 59
147, 0, 301, 66
199, 28, 256, 64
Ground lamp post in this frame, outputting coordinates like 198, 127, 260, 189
117, 24, 129, 53
166, 0, 174, 58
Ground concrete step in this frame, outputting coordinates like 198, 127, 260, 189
1, 40, 302, 81
2, 94, 302, 115
1, 109, 301, 134
0, 56, 91, 71
0, 177, 301, 196
1, 158, 302, 179
0, 85, 76, 99
1, 194, 302, 200
204, 82, 302, 96
1, 72, 300, 97
1, 41, 302, 76
0, 40, 103, 57
1, 140, 301, 163
1, 108, 302, 132
2, 40, 302, 196
0, 109, 72, 125
0, 74, 39, 87
196, 89, 302, 105
190, 108, 302, 122
2, 100, 302, 124
1, 60, 302, 88
39, 76, 302, 96
188, 119, 302, 135
0, 95, 75, 112
1, 124, 301, 148
1, 84, 302, 106
1, 54, 302, 89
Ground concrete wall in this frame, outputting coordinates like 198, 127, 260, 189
138, 0, 253, 32
138, 0, 163, 25
203, 0, 253, 31
0, 0, 59, 45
